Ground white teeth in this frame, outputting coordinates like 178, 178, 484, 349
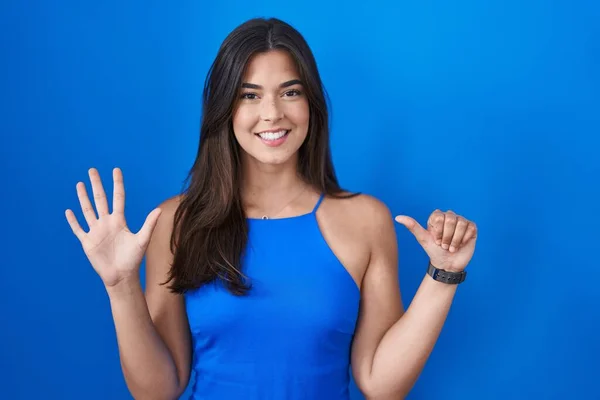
258, 130, 288, 140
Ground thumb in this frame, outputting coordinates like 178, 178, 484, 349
395, 215, 430, 244
137, 208, 162, 249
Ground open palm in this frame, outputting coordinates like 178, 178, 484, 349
65, 168, 162, 288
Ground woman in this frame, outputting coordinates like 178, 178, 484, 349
65, 17, 477, 400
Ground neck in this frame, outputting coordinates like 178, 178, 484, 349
241, 155, 308, 211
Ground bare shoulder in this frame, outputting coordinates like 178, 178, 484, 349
157, 194, 185, 222
322, 192, 394, 235
316, 192, 395, 290
150, 194, 186, 243
145, 194, 185, 287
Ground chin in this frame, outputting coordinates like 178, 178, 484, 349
249, 151, 297, 166
238, 133, 305, 167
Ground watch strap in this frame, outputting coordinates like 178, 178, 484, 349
427, 262, 466, 284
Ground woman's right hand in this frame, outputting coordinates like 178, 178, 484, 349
65, 167, 162, 289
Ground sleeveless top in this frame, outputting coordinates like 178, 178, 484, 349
184, 194, 361, 399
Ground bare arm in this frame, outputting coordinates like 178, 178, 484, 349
352, 202, 475, 399
356, 274, 457, 399
108, 196, 191, 400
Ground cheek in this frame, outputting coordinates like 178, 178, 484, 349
232, 107, 257, 133
285, 101, 310, 127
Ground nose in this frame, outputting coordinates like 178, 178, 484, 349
259, 98, 283, 122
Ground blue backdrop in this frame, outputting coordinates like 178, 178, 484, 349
1, 1, 598, 399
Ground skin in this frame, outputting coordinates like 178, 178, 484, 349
65, 49, 477, 400
232, 50, 314, 215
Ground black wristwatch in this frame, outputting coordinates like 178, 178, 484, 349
427, 261, 467, 284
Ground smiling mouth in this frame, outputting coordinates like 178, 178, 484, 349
255, 129, 290, 141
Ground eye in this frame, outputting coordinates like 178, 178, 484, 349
283, 89, 302, 97
240, 93, 258, 100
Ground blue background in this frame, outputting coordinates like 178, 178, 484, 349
1, 0, 598, 399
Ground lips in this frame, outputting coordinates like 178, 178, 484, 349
254, 129, 290, 147
256, 129, 289, 141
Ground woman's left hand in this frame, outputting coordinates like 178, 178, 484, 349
395, 210, 477, 272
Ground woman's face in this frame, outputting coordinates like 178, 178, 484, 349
232, 50, 310, 167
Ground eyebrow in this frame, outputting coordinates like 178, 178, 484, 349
241, 79, 303, 90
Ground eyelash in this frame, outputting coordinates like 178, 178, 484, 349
240, 89, 302, 100
284, 89, 302, 97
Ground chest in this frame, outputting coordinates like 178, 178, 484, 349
185, 219, 361, 343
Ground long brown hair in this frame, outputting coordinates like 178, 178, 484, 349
165, 18, 354, 295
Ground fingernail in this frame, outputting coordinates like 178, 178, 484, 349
442, 243, 449, 250
449, 245, 456, 253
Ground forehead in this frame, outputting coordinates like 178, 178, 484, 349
243, 50, 299, 82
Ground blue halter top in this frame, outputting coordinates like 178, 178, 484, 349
184, 194, 361, 399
